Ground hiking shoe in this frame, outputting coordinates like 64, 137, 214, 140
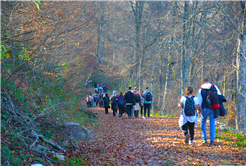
185, 134, 190, 144
128, 116, 131, 119
210, 141, 215, 146
189, 140, 193, 145
119, 115, 122, 118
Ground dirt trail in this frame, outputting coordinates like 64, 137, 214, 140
76, 108, 246, 165
75, 89, 246, 165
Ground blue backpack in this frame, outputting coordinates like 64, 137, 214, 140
118, 96, 124, 105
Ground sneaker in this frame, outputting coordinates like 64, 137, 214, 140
189, 140, 193, 145
202, 139, 208, 144
210, 141, 215, 146
119, 115, 122, 118
185, 134, 190, 144
142, 116, 146, 119
148, 117, 150, 119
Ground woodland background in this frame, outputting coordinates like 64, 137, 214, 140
1, 1, 246, 165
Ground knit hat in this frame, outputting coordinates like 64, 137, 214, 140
145, 87, 149, 89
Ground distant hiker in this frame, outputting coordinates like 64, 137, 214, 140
133, 87, 141, 118
93, 94, 99, 107
94, 82, 98, 88
124, 87, 134, 119
106, 84, 109, 92
103, 93, 110, 114
86, 95, 92, 108
98, 92, 103, 107
110, 90, 119, 116
103, 84, 107, 93
99, 86, 103, 93
95, 87, 99, 94
197, 77, 221, 146
178, 86, 200, 145
140, 91, 144, 117
141, 87, 154, 119
118, 92, 125, 118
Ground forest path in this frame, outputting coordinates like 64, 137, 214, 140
75, 89, 245, 165
75, 107, 246, 166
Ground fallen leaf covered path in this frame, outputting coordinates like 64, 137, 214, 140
69, 102, 246, 165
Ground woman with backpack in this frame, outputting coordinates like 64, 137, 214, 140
103, 93, 110, 114
118, 92, 125, 118
110, 90, 119, 116
178, 86, 200, 145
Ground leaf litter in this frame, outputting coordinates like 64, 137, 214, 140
64, 105, 246, 166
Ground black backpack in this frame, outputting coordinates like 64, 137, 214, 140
184, 96, 196, 116
111, 96, 118, 105
206, 85, 220, 109
134, 94, 141, 102
104, 97, 109, 104
145, 92, 152, 101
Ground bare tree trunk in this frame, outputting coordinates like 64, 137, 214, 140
151, 46, 155, 113
139, 22, 146, 91
162, 62, 172, 115
131, 1, 144, 83
236, 4, 246, 133
101, 22, 104, 65
96, 1, 104, 65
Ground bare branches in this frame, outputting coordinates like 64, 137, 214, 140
214, 1, 242, 37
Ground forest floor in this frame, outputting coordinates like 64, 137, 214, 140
71, 89, 246, 166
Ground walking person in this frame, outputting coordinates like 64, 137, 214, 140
118, 92, 125, 118
133, 87, 141, 118
141, 87, 154, 119
178, 86, 200, 145
103, 93, 110, 114
110, 90, 119, 116
86, 95, 92, 108
124, 87, 134, 119
140, 91, 144, 117
197, 77, 221, 146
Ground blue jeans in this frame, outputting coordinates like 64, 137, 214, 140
201, 108, 215, 142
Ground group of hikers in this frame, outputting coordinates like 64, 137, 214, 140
86, 84, 154, 119
86, 77, 226, 146
85, 83, 109, 108
106, 86, 154, 119
178, 77, 226, 146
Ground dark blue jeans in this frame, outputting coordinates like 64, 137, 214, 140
126, 105, 133, 117
144, 103, 151, 118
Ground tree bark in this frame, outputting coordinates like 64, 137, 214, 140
96, 1, 104, 65
236, 3, 246, 133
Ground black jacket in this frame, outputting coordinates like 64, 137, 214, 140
124, 91, 134, 105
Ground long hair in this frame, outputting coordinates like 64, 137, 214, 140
185, 86, 193, 96
119, 92, 122, 96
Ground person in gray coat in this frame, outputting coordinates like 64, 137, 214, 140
110, 90, 119, 116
